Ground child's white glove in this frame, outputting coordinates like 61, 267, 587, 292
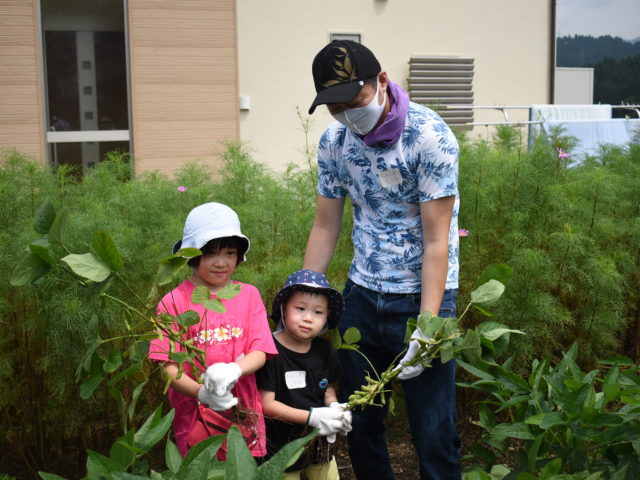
307, 406, 345, 443
197, 385, 238, 411
329, 401, 353, 438
203, 362, 242, 396
394, 329, 432, 380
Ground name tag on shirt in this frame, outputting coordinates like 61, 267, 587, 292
285, 370, 307, 389
378, 168, 402, 188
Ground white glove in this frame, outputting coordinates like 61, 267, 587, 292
307, 407, 345, 443
329, 401, 353, 439
394, 329, 432, 380
198, 385, 238, 411
203, 362, 242, 396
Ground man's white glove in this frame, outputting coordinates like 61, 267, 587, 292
394, 328, 432, 380
197, 385, 238, 411
203, 362, 242, 396
307, 406, 345, 443
329, 401, 353, 440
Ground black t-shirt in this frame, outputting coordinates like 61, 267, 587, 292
256, 335, 341, 469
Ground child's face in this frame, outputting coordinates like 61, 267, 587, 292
192, 246, 238, 293
282, 290, 329, 341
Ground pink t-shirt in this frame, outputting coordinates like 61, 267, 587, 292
148, 279, 277, 457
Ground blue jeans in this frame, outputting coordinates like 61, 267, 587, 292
338, 280, 461, 480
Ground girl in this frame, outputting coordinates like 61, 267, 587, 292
148, 202, 278, 458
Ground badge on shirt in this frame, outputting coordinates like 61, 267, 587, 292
378, 168, 402, 188
285, 370, 307, 389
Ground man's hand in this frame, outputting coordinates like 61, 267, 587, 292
394, 328, 432, 380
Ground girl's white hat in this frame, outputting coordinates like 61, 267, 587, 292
172, 202, 250, 261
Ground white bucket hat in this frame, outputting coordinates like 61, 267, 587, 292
172, 202, 250, 262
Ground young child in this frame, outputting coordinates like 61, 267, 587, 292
148, 202, 278, 458
256, 269, 352, 480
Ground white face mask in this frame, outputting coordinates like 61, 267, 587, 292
332, 79, 386, 135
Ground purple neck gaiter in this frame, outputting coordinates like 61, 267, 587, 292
362, 80, 410, 147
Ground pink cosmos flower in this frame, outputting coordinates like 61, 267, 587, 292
556, 148, 570, 159
458, 229, 469, 237
176, 186, 188, 192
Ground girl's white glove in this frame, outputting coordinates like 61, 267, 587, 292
329, 401, 353, 438
394, 329, 431, 380
203, 362, 242, 396
307, 406, 345, 443
197, 385, 238, 411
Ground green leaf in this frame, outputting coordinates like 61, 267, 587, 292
539, 457, 562, 476
225, 426, 258, 479
133, 405, 175, 451
86, 449, 122, 479
456, 329, 482, 363
470, 280, 505, 307
216, 283, 242, 300
33, 198, 56, 234
109, 429, 138, 470
330, 328, 342, 349
462, 470, 493, 480
527, 433, 545, 474
203, 297, 226, 313
62, 253, 112, 282
156, 256, 188, 286
257, 430, 317, 479
174, 247, 202, 258
48, 210, 68, 249
10, 250, 51, 286
103, 350, 123, 373
491, 422, 535, 441
176, 310, 200, 328
538, 412, 566, 429
191, 285, 211, 304
92, 230, 124, 272
440, 343, 455, 364
127, 381, 147, 422
478, 325, 524, 342
182, 435, 223, 466
474, 263, 512, 289
343, 327, 361, 345
165, 438, 183, 474
29, 238, 55, 264
79, 373, 104, 399
38, 473, 69, 480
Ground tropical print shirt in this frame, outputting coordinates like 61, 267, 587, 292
317, 102, 459, 292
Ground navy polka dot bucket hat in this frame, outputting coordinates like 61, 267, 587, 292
271, 269, 344, 330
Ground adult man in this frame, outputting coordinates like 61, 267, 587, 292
302, 40, 461, 479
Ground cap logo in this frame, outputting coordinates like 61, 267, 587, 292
321, 46, 358, 88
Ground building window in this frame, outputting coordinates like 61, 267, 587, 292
330, 33, 361, 43
408, 56, 474, 129
41, 0, 130, 173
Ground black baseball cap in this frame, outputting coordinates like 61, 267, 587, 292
309, 40, 381, 114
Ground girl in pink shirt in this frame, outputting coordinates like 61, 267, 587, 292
148, 202, 277, 457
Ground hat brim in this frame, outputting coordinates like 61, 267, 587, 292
308, 81, 365, 114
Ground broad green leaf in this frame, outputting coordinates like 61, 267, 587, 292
182, 434, 223, 466
329, 328, 342, 349
134, 405, 175, 451
203, 297, 226, 313
33, 198, 56, 234
174, 247, 202, 258
225, 426, 258, 479
177, 310, 200, 328
478, 404, 496, 431
29, 239, 54, 264
474, 263, 512, 289
156, 256, 188, 286
539, 457, 562, 476
492, 422, 535, 440
470, 280, 505, 307
257, 430, 317, 478
92, 230, 124, 272
168, 351, 189, 364
86, 449, 122, 478
216, 283, 242, 300
79, 373, 104, 399
191, 285, 211, 304
108, 363, 143, 387
165, 438, 182, 474
527, 433, 545, 474
48, 210, 68, 248
440, 343, 455, 364
457, 329, 482, 363
177, 443, 214, 480
109, 429, 138, 470
599, 356, 634, 366
103, 350, 123, 373
127, 381, 147, 422
462, 470, 492, 480
343, 327, 361, 345
480, 327, 525, 341
38, 473, 69, 480
62, 253, 111, 282
538, 412, 566, 429
82, 275, 113, 307
10, 250, 51, 286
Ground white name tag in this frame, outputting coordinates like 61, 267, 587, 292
285, 370, 307, 389
378, 168, 402, 188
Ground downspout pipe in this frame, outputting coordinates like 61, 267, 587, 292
550, 0, 556, 104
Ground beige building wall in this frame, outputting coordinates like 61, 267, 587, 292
0, 0, 45, 161
237, 0, 553, 172
128, 0, 240, 175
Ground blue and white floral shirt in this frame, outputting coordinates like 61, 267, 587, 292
317, 102, 459, 293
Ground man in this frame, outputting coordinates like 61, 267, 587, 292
302, 40, 461, 479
